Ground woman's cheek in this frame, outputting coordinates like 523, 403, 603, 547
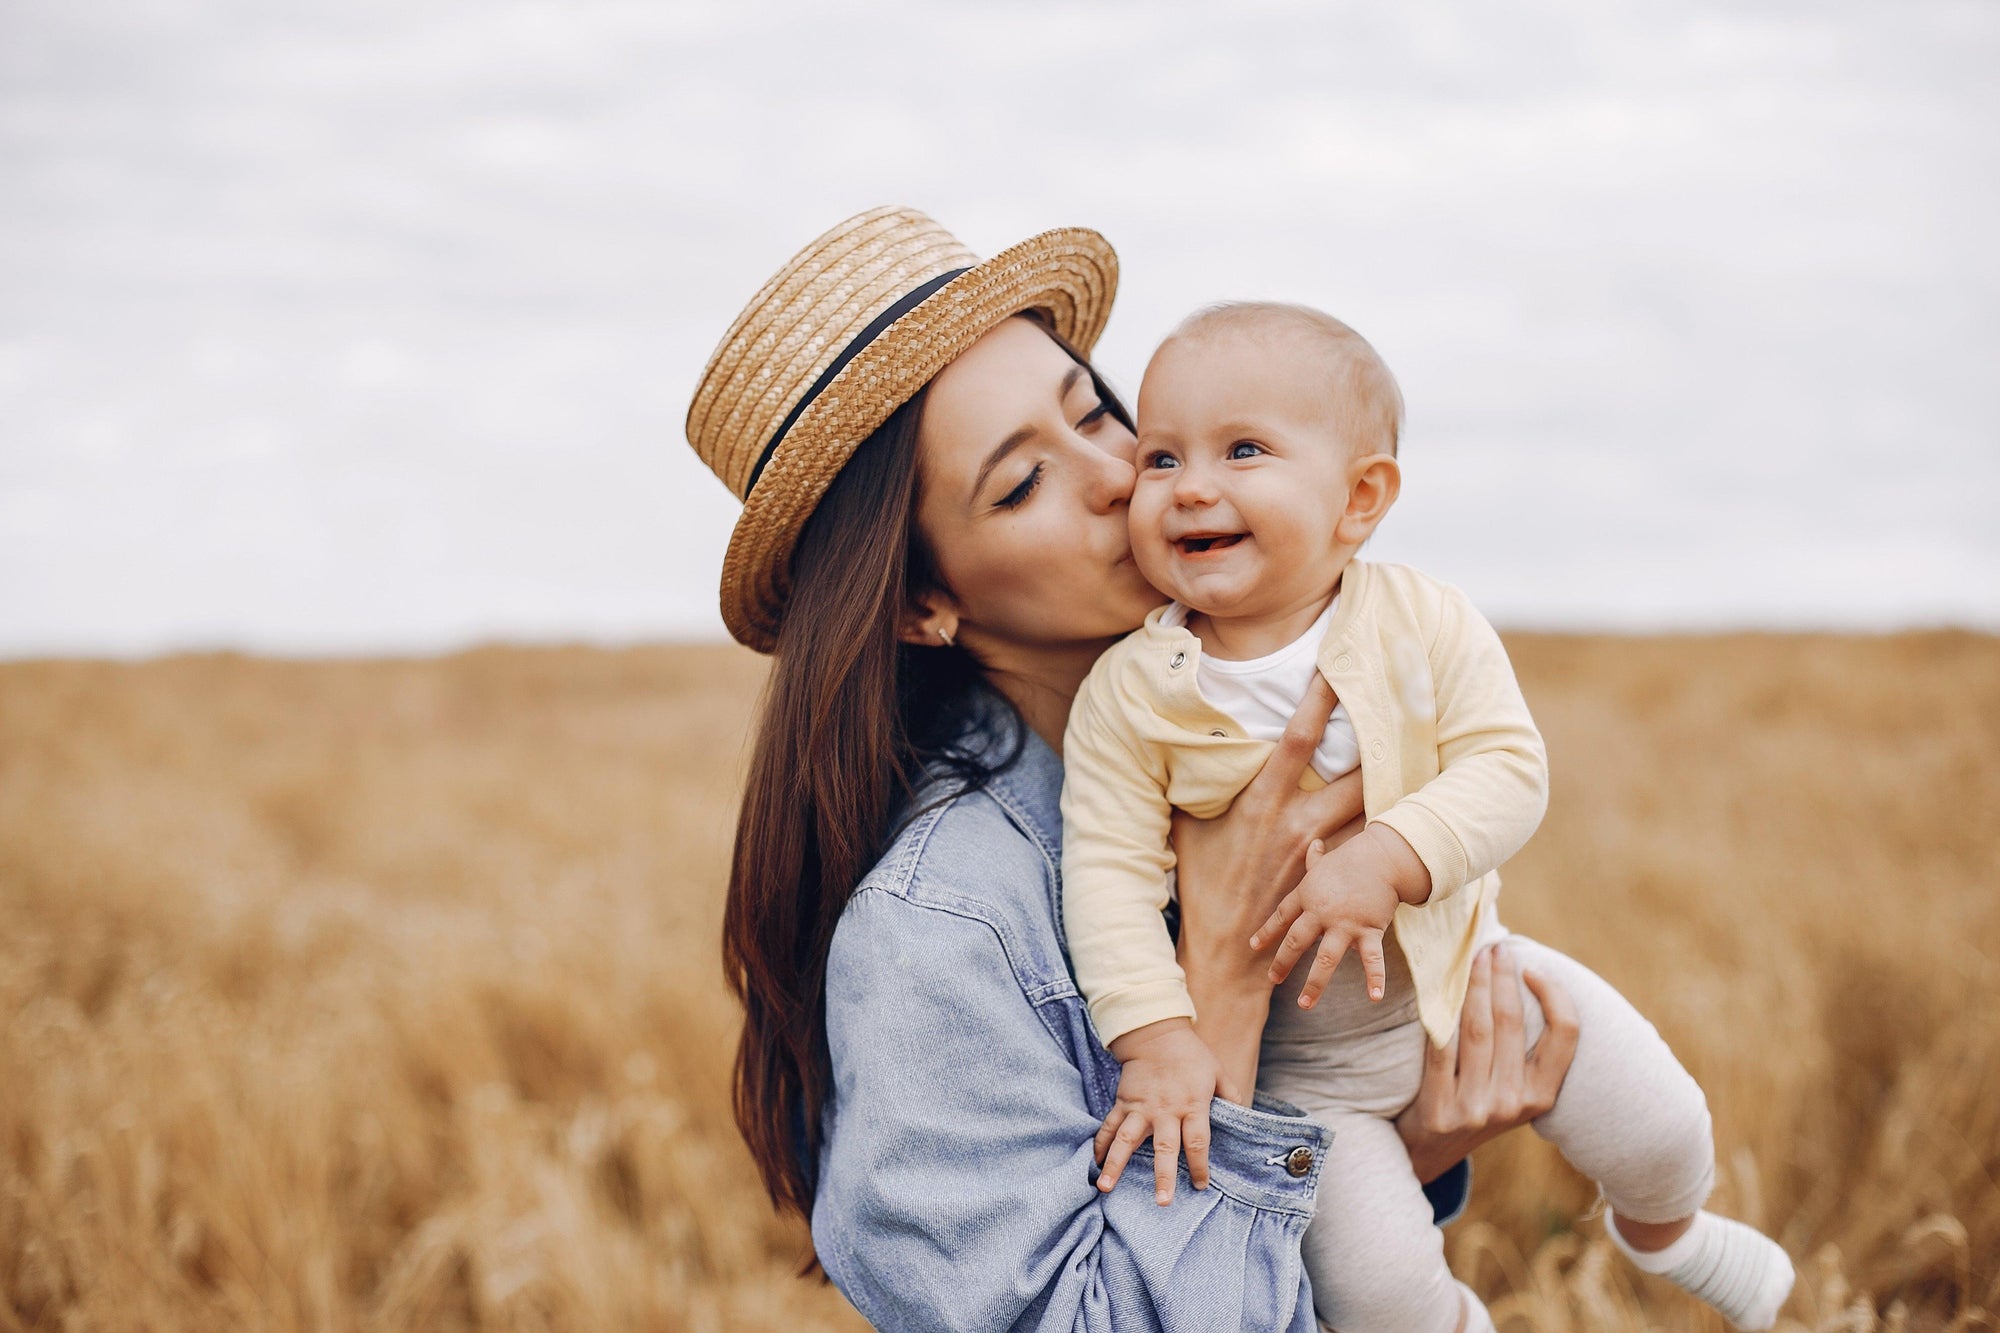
990, 526, 1071, 603
1018, 530, 1101, 613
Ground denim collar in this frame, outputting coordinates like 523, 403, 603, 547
937, 688, 1064, 860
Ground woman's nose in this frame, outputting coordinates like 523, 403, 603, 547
1082, 445, 1135, 513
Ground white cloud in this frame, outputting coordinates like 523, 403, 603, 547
1, 0, 1995, 655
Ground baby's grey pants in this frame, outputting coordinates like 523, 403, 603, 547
1258, 932, 1716, 1333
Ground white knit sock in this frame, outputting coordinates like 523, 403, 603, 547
1608, 1209, 1795, 1331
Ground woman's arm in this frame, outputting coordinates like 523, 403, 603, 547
815, 888, 1330, 1333
1171, 676, 1365, 1099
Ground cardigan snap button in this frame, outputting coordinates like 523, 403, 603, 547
1370, 740, 1386, 761
1169, 652, 1186, 669
1333, 653, 1353, 672
1284, 1146, 1314, 1178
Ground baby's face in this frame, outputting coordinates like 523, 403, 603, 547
1131, 330, 1359, 622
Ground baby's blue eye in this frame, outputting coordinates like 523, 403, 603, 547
1229, 441, 1263, 460
1145, 452, 1179, 470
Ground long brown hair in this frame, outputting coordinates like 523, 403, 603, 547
721, 315, 1132, 1237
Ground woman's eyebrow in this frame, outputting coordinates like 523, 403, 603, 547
970, 429, 1032, 504
968, 366, 1087, 503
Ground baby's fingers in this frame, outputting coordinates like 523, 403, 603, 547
1298, 934, 1350, 1009
1152, 1118, 1180, 1206
1097, 1111, 1151, 1194
1249, 890, 1304, 954
1269, 912, 1323, 986
1184, 1106, 1212, 1192
1360, 928, 1387, 1002
1253, 840, 1324, 953
1093, 1106, 1127, 1167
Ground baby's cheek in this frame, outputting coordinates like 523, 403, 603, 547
1127, 483, 1172, 539
1127, 512, 1178, 591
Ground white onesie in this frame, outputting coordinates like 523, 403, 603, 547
1163, 596, 1358, 783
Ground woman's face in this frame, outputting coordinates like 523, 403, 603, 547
913, 317, 1165, 656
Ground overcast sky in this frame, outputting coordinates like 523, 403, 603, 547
3, 0, 1996, 657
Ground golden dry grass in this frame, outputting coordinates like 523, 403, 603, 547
1, 633, 1995, 1331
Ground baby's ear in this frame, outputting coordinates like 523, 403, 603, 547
1335, 453, 1401, 546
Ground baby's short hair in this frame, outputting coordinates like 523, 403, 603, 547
1164, 301, 1404, 457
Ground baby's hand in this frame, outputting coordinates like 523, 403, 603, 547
1096, 1018, 1225, 1206
1250, 827, 1413, 1009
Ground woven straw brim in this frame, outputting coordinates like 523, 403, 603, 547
718, 227, 1116, 653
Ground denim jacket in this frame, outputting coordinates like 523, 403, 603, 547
810, 699, 1469, 1331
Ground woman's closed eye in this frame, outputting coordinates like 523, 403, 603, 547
996, 462, 1044, 510
1076, 401, 1112, 431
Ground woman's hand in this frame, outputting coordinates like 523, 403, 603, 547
1171, 676, 1366, 1100
1396, 941, 1580, 1184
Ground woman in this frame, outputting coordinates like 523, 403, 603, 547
684, 208, 1579, 1331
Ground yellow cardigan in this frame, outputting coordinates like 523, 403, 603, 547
1059, 560, 1549, 1048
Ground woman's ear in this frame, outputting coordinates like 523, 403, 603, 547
896, 590, 962, 649
1335, 453, 1402, 546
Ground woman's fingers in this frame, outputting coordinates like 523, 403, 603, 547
1250, 675, 1339, 800
1360, 928, 1387, 1002
1097, 1111, 1151, 1193
1423, 1020, 1459, 1094
1521, 967, 1580, 1114
1487, 943, 1528, 1110
1185, 1106, 1212, 1191
1152, 1118, 1181, 1206
1454, 946, 1495, 1093
1301, 770, 1366, 846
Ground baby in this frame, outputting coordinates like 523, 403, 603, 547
1059, 302, 1794, 1333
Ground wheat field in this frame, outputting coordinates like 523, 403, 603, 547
1, 633, 1995, 1331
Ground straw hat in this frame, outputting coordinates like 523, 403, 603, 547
685, 206, 1118, 652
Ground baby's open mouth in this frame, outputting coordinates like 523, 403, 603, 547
1176, 533, 1246, 555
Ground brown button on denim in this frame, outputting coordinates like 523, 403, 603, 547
1284, 1146, 1314, 1178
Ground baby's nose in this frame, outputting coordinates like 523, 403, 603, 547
1173, 468, 1215, 502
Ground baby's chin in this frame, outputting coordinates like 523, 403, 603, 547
1133, 545, 1266, 617
1163, 574, 1260, 619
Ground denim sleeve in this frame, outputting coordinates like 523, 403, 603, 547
813, 888, 1332, 1333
